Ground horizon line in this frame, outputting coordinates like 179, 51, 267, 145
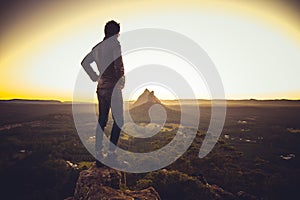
1, 98, 300, 103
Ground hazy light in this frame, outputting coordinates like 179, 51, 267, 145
1, 0, 300, 100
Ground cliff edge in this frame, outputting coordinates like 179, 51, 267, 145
65, 163, 161, 200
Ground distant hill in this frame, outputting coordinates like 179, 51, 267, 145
129, 89, 181, 123
132, 88, 161, 107
0, 99, 62, 104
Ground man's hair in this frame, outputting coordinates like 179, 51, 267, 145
104, 20, 120, 37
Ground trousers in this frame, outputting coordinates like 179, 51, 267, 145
95, 88, 124, 152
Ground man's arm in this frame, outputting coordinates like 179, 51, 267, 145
81, 52, 99, 82
113, 42, 125, 88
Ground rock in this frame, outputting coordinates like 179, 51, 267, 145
209, 184, 236, 200
192, 172, 208, 185
75, 164, 121, 191
236, 191, 258, 200
67, 163, 161, 200
124, 187, 161, 200
64, 197, 74, 200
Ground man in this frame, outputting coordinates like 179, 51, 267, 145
81, 20, 125, 167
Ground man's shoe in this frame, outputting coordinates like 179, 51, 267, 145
105, 152, 128, 169
106, 150, 117, 160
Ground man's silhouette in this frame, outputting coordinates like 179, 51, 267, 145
81, 20, 125, 167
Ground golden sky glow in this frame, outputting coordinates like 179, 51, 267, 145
1, 0, 300, 101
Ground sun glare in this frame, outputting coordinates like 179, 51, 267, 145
1, 0, 300, 101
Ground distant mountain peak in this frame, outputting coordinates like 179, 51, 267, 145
133, 88, 161, 107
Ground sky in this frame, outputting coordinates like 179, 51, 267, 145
1, 0, 300, 101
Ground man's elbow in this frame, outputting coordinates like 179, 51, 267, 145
81, 60, 87, 67
81, 60, 90, 70
81, 53, 92, 67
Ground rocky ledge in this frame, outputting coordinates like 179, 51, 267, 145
65, 163, 161, 200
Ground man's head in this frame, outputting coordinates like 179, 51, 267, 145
104, 20, 120, 37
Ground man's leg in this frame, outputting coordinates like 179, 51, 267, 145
95, 89, 111, 152
109, 88, 124, 152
